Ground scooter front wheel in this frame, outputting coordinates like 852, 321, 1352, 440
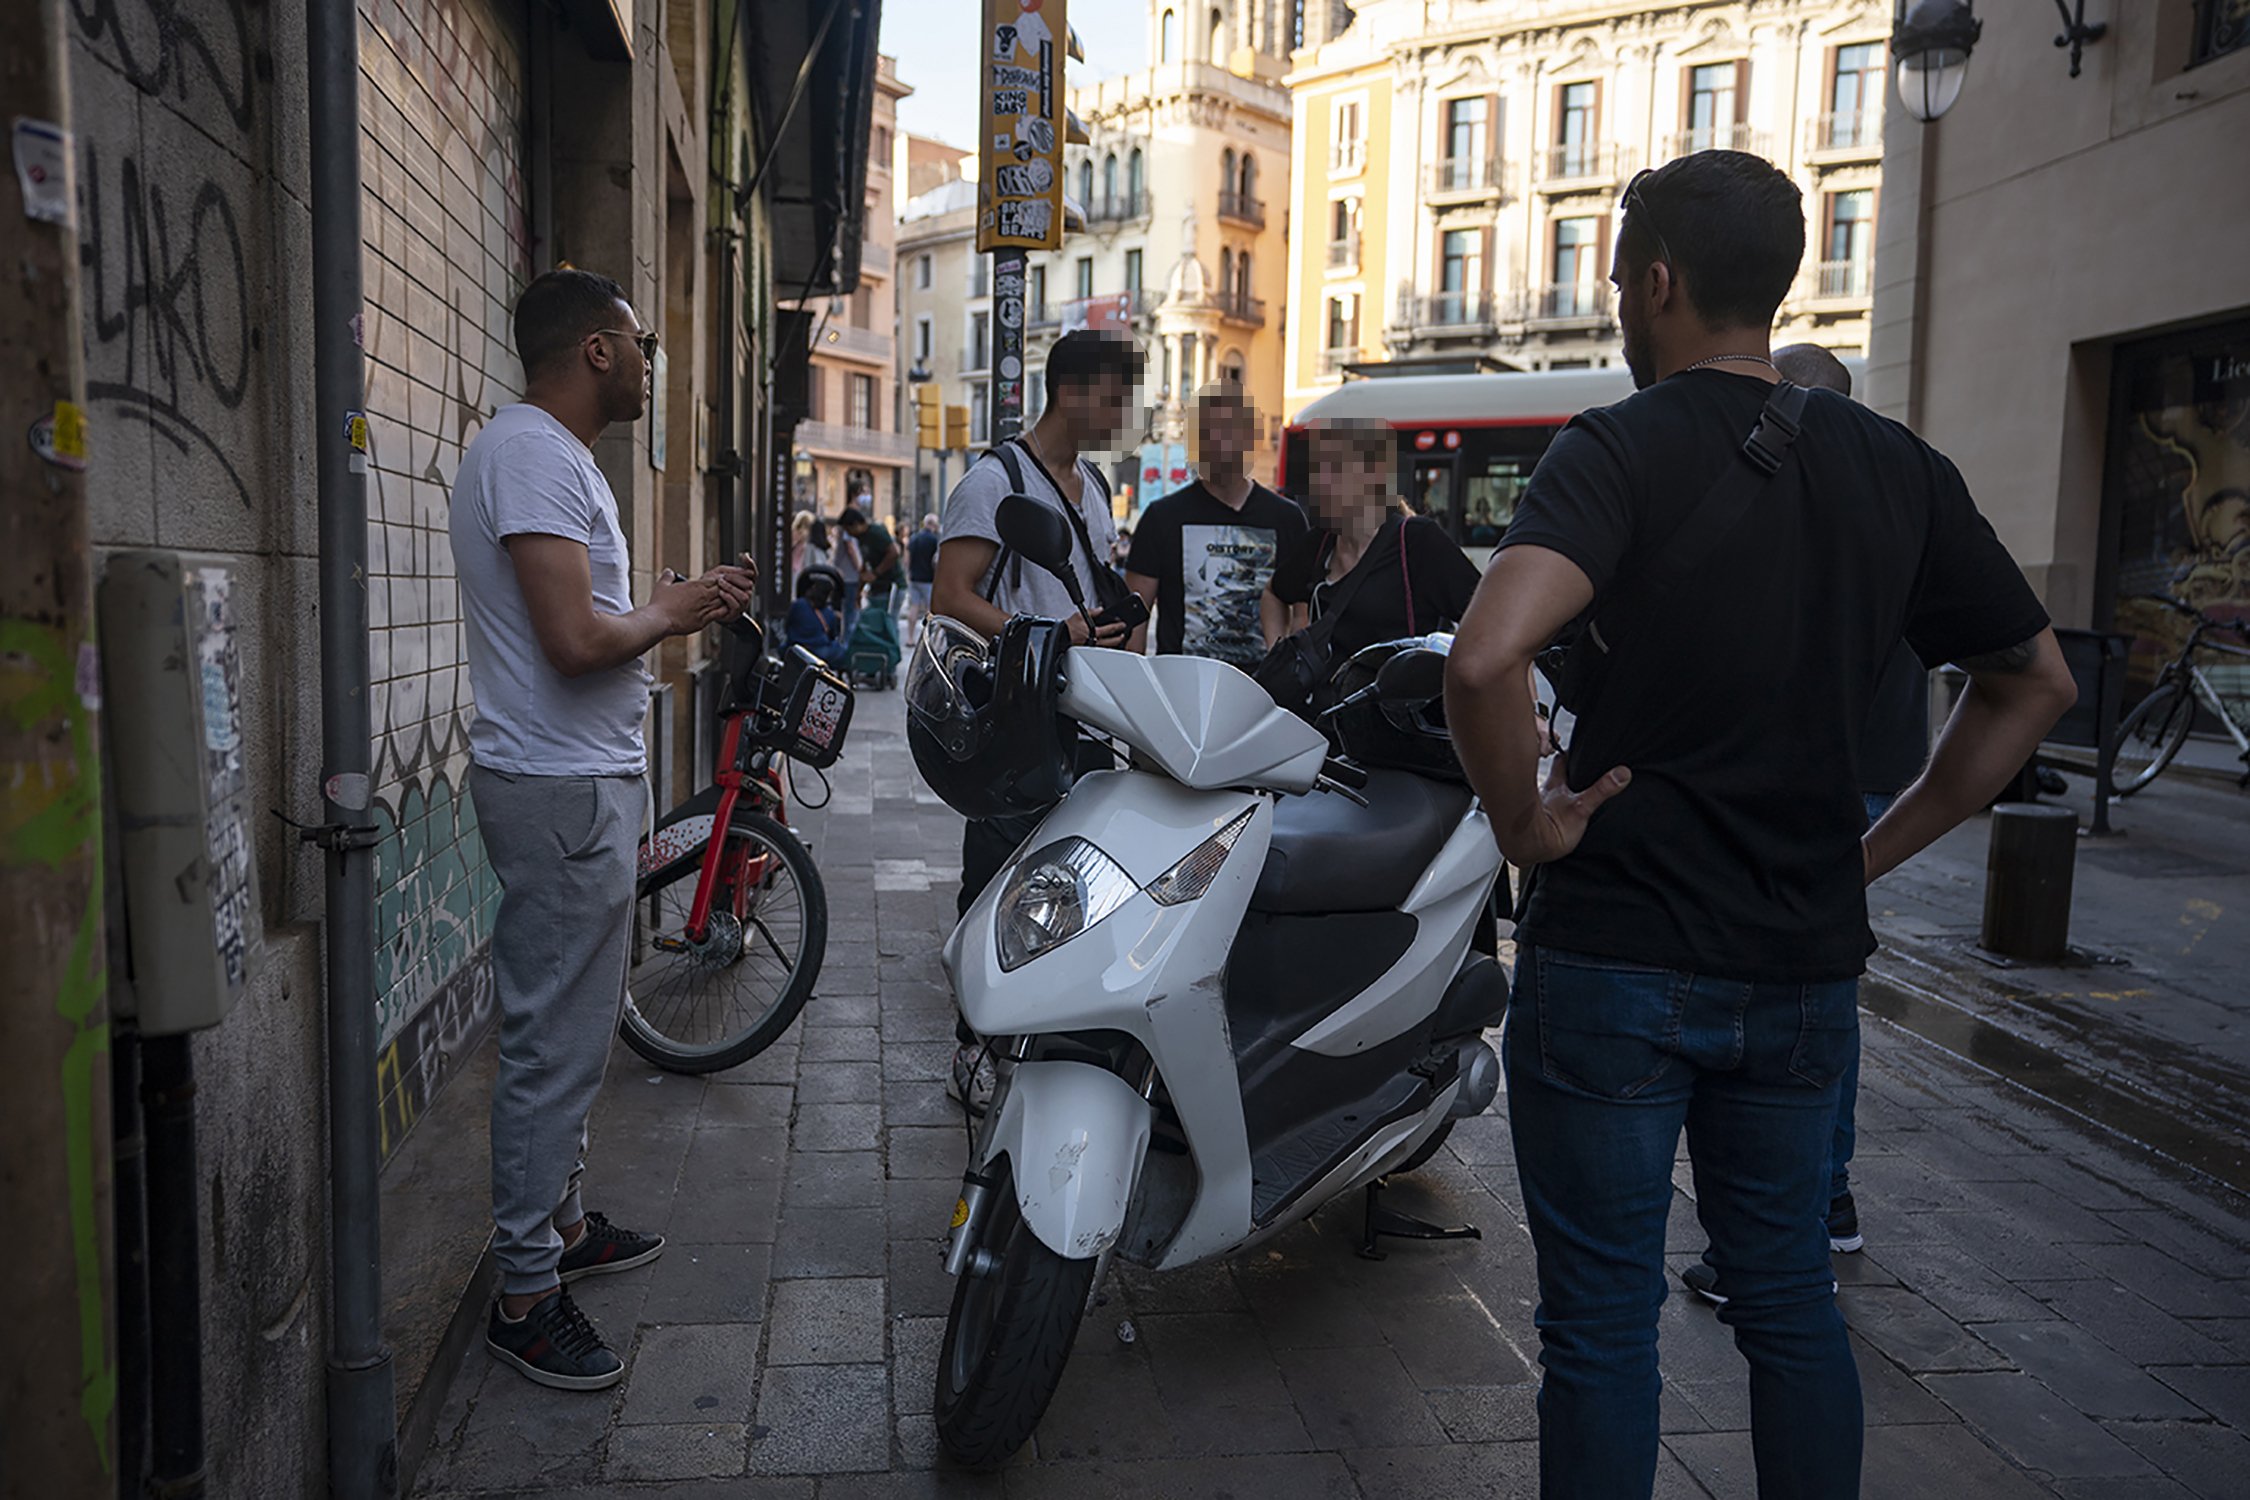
934, 1161, 1098, 1469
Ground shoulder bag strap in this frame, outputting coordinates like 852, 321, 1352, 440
1399, 517, 1417, 635
1301, 515, 1392, 654
977, 444, 1028, 604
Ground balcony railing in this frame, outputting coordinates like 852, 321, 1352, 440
1398, 291, 1498, 334
960, 346, 989, 373
1217, 290, 1267, 327
791, 420, 916, 465
1027, 302, 1060, 330
1217, 190, 1267, 229
1327, 235, 1360, 270
1318, 346, 1356, 376
1814, 258, 1872, 300
858, 240, 893, 279
1808, 108, 1881, 155
1085, 189, 1149, 225
818, 324, 893, 362
1529, 283, 1615, 323
1329, 138, 1367, 175
1540, 141, 1626, 186
1662, 122, 1769, 161
1424, 155, 1507, 201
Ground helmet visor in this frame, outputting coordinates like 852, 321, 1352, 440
905, 616, 991, 730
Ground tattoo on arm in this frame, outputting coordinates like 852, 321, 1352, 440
1959, 636, 2041, 675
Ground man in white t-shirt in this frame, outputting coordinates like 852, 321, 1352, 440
930, 329, 1143, 1108
451, 268, 756, 1390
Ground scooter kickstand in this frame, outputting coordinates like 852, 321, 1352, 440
1357, 1178, 1481, 1261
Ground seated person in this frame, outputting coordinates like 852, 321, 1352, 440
785, 570, 850, 667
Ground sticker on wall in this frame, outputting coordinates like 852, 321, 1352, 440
12, 117, 74, 226
28, 399, 87, 470
325, 772, 370, 811
345, 410, 369, 474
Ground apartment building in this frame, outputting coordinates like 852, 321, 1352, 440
1284, 0, 1889, 414
896, 148, 989, 513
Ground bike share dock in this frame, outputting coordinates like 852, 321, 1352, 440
403, 686, 2250, 1499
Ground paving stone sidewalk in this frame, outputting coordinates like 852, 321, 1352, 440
412, 688, 2250, 1499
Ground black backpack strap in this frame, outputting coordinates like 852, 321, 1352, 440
977, 444, 1025, 603
1301, 516, 1393, 654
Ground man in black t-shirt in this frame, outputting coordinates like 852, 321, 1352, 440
1126, 385, 1307, 667
1445, 152, 2075, 1499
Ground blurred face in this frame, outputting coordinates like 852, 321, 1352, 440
1307, 431, 1392, 530
1060, 371, 1136, 449
1196, 395, 1252, 471
587, 300, 655, 423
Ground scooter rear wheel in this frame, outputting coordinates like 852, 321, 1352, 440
934, 1162, 1098, 1469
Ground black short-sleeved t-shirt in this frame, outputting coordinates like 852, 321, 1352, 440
907, 528, 939, 583
1860, 642, 1931, 796
1272, 513, 1485, 664
1126, 480, 1309, 664
1497, 370, 2049, 982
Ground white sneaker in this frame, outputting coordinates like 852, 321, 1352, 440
946, 1043, 996, 1116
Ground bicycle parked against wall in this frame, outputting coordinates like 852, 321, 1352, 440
621, 617, 855, 1072
2113, 594, 2250, 796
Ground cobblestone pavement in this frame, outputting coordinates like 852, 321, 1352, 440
413, 689, 2250, 1499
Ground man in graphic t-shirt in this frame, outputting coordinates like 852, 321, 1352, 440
1125, 385, 1307, 667
1443, 152, 2076, 1497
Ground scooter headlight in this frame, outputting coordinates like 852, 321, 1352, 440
994, 837, 1137, 972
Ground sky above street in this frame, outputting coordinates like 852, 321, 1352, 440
879, 0, 1150, 149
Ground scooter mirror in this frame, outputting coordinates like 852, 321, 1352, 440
996, 493, 1077, 580
1375, 648, 1447, 704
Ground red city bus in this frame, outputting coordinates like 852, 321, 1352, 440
1281, 362, 1863, 560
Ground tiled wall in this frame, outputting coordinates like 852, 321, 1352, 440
359, 0, 530, 1157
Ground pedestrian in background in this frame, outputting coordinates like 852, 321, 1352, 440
451, 268, 758, 1391
1444, 151, 2074, 1498
1126, 384, 1308, 669
1677, 341, 1928, 1316
903, 512, 940, 646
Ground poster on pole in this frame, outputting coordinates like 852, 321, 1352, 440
978, 0, 1067, 253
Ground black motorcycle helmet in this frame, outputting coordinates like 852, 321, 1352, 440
906, 615, 1079, 819
1325, 636, 1465, 782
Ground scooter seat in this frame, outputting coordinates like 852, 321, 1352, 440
1251, 770, 1474, 915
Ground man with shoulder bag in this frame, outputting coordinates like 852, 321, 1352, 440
1444, 152, 2076, 1499
930, 330, 1148, 1109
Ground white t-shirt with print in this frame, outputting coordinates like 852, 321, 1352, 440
938, 441, 1117, 622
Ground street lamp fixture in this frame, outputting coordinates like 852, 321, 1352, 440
1891, 1, 2108, 123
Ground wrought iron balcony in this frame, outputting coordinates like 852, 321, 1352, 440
1807, 109, 1881, 155
1424, 155, 1508, 201
1540, 142, 1626, 187
1318, 346, 1355, 376
1327, 235, 1360, 270
792, 420, 916, 465
1813, 258, 1872, 300
1398, 291, 1499, 335
1329, 138, 1367, 175
1218, 190, 1267, 229
1217, 290, 1268, 327
1529, 283, 1615, 323
1085, 189, 1149, 225
858, 240, 893, 279
1661, 122, 1770, 161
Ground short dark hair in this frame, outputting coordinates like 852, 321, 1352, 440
514, 268, 629, 376
1618, 152, 1804, 330
1772, 342, 1852, 396
839, 505, 866, 528
1043, 330, 1142, 402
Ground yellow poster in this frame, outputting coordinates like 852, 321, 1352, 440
977, 0, 1067, 253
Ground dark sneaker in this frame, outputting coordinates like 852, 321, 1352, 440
557, 1211, 666, 1283
486, 1286, 623, 1390
1680, 1262, 1728, 1308
1827, 1192, 1864, 1254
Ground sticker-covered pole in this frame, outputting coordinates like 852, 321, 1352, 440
978, 0, 1066, 447
993, 249, 1027, 443
307, 0, 399, 1493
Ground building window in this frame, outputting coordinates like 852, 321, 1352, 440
1550, 215, 1602, 315
1325, 293, 1359, 350
1124, 247, 1143, 294
971, 384, 989, 445
969, 310, 990, 369
1440, 227, 1483, 322
1328, 196, 1360, 267
971, 258, 989, 298
807, 367, 823, 422
915, 315, 932, 364
1102, 152, 1118, 207
1331, 97, 1365, 173
2191, 1, 2249, 67
1820, 189, 1875, 296
1555, 80, 1597, 176
1827, 43, 1882, 148
1209, 6, 1225, 64
1160, 8, 1176, 63
849, 373, 876, 429
1075, 256, 1094, 299
1028, 265, 1047, 321
1684, 62, 1741, 152
1220, 246, 1235, 302
1221, 352, 1244, 385
1444, 96, 1487, 169
873, 125, 891, 163
915, 253, 932, 289
1128, 148, 1145, 201
1076, 157, 1094, 208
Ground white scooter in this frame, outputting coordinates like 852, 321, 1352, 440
916, 496, 1509, 1467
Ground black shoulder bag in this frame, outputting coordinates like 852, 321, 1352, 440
1543, 381, 1811, 717
1252, 517, 1392, 717
979, 441, 1139, 624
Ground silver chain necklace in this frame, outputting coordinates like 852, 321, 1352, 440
1684, 353, 1778, 373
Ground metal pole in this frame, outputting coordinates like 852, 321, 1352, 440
0, 1, 117, 1492
992, 249, 1027, 443
306, 2, 398, 1495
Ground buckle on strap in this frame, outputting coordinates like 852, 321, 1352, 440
1741, 423, 1787, 476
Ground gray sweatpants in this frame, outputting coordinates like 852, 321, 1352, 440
471, 766, 647, 1297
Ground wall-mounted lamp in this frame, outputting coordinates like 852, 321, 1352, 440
1892, 2, 2108, 122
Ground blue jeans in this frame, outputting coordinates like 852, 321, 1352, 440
1507, 947, 1864, 1499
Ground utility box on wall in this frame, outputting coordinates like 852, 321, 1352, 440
100, 551, 265, 1033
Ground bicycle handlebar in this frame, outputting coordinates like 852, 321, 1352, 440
2135, 593, 2250, 639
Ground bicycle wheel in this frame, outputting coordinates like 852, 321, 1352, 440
2113, 680, 2193, 796
623, 810, 827, 1073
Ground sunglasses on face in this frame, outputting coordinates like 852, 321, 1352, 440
591, 328, 660, 360
1619, 169, 1676, 270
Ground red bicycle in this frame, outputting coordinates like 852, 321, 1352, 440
621, 621, 854, 1073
